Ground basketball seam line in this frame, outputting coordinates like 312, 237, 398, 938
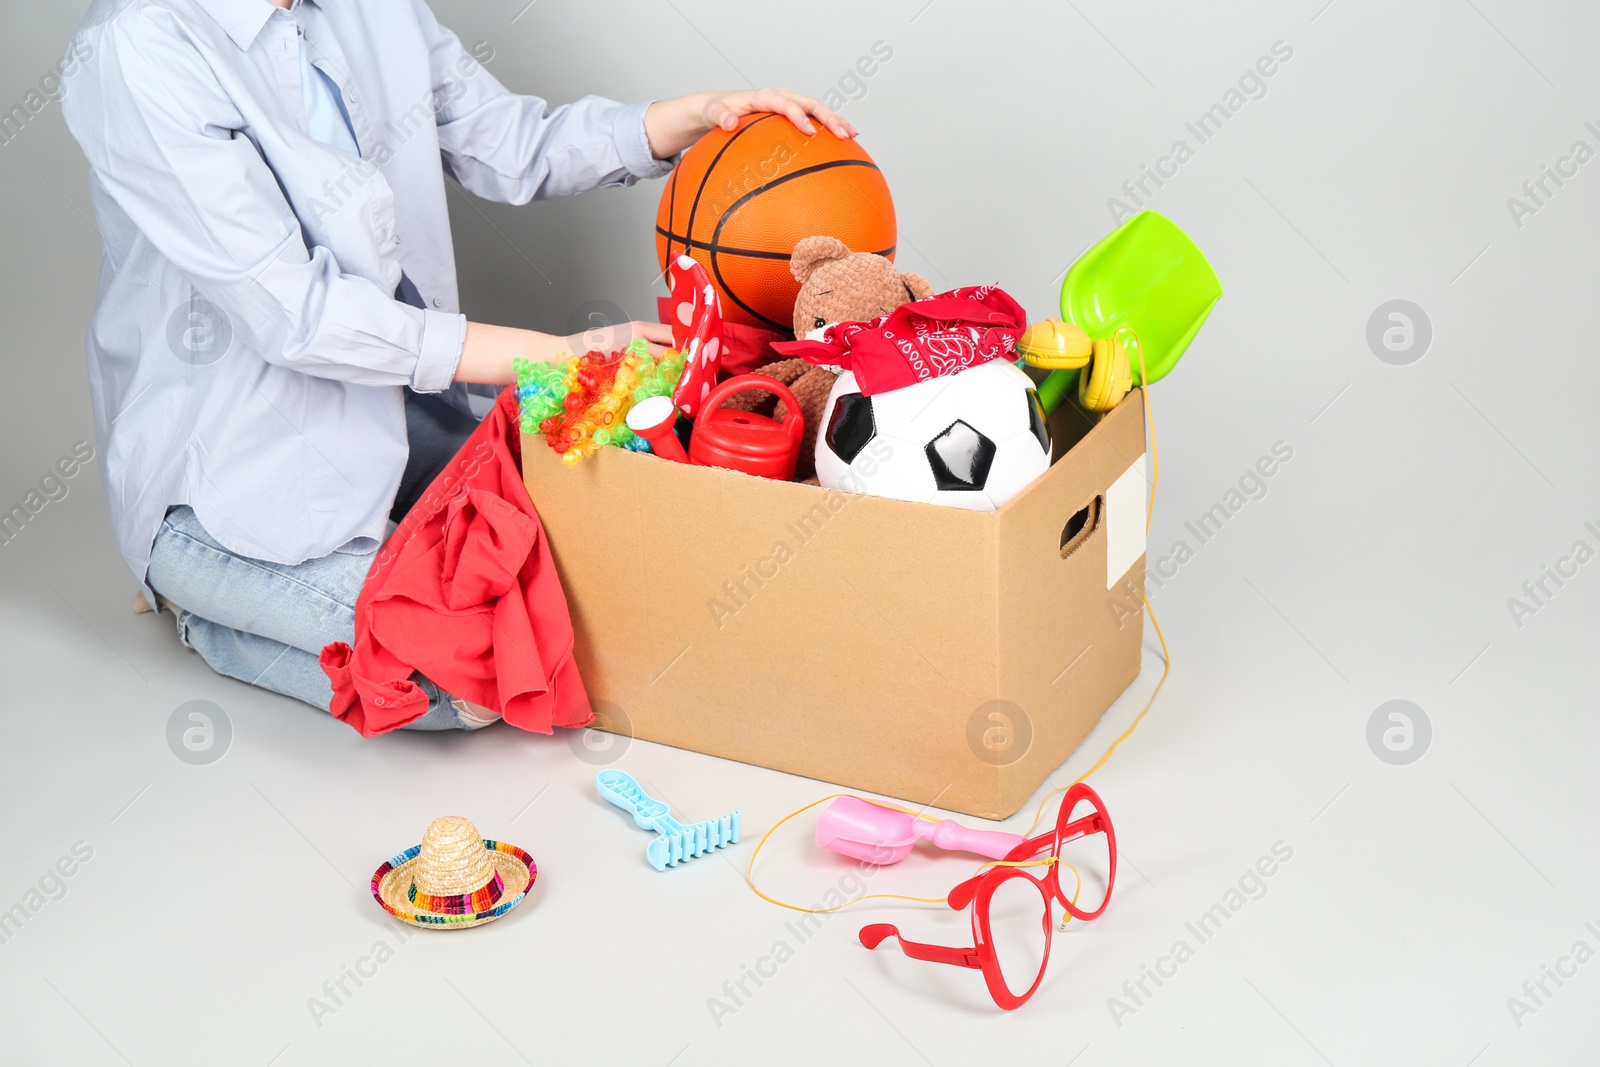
653, 226, 896, 263
678, 114, 776, 269
664, 159, 680, 265
710, 158, 888, 332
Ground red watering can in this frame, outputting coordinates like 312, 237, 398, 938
626, 374, 804, 481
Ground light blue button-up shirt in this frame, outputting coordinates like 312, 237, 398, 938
61, 0, 671, 593
294, 1, 361, 157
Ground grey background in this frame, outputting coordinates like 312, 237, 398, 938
3, 0, 1598, 1064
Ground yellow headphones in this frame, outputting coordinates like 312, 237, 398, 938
1015, 320, 1133, 413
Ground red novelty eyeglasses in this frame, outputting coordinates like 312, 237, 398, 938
858, 783, 1117, 1010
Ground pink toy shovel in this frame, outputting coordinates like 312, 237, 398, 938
815, 796, 1027, 865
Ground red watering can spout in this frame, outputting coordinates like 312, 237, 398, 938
624, 395, 689, 462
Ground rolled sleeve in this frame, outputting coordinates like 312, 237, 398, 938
612, 99, 676, 181
413, 308, 467, 393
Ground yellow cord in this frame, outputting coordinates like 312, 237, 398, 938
745, 333, 1172, 916
1020, 328, 1166, 842
1055, 861, 1084, 931
743, 794, 956, 912
1019, 597, 1170, 840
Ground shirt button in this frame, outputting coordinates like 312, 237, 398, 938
374, 696, 386, 706
431, 297, 443, 308
347, 89, 360, 104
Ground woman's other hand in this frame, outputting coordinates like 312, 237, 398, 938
567, 319, 673, 358
455, 319, 673, 386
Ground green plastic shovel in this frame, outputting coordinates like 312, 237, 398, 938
1036, 211, 1223, 414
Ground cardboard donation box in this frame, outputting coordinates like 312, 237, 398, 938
522, 391, 1149, 820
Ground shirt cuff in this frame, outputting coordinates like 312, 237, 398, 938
614, 99, 676, 181
413, 308, 467, 393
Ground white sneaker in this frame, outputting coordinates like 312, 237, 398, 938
450, 697, 503, 730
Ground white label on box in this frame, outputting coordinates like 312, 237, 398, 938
1104, 455, 1148, 588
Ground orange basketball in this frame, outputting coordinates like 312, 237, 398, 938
656, 114, 897, 334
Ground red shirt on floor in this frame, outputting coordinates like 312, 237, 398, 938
321, 389, 591, 736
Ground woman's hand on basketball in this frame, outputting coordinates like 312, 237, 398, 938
645, 90, 856, 158
700, 89, 856, 139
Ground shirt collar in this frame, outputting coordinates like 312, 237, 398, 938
200, 0, 317, 50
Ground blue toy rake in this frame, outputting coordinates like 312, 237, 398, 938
596, 770, 740, 871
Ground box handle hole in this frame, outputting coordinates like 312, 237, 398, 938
1060, 496, 1103, 559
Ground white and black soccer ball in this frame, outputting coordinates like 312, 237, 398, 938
814, 359, 1052, 510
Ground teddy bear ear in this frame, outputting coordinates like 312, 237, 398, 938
789, 236, 854, 283
901, 272, 936, 301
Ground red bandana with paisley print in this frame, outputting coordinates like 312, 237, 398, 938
772, 285, 1027, 396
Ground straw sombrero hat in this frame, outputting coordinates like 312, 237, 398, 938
371, 816, 535, 929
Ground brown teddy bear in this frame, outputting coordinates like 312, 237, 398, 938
726, 236, 934, 479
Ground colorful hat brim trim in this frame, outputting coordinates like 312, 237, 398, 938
409, 869, 507, 914
371, 839, 536, 927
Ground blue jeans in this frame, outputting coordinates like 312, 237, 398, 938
145, 392, 487, 731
